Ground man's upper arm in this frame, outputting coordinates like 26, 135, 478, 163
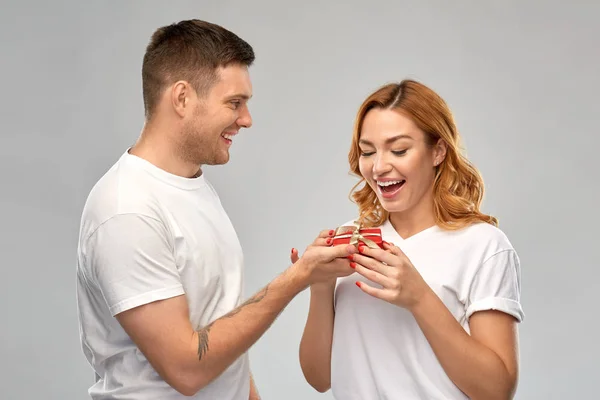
85, 214, 196, 392
116, 294, 196, 393
86, 213, 184, 316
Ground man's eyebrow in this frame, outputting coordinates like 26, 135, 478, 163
226, 93, 252, 100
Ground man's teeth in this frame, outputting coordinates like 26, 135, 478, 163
222, 133, 233, 140
377, 180, 404, 187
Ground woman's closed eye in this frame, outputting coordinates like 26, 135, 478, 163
360, 149, 407, 157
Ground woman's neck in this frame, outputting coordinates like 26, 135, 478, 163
389, 197, 436, 240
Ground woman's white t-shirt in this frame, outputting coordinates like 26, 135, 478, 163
331, 219, 524, 400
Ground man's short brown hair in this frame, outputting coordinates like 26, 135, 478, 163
141, 19, 255, 118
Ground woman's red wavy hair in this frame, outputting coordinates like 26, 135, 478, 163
349, 79, 498, 230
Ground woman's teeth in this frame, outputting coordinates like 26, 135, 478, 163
377, 180, 405, 187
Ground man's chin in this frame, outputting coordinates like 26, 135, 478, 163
211, 152, 230, 166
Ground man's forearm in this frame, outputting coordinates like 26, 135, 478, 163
183, 265, 307, 391
411, 289, 515, 400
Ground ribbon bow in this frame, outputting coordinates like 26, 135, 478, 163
334, 220, 380, 249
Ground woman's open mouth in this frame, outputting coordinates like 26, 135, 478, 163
376, 179, 406, 198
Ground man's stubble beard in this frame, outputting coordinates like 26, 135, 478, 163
178, 110, 227, 167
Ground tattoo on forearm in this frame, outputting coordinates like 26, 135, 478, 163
197, 323, 212, 361
195, 284, 270, 361
222, 285, 270, 319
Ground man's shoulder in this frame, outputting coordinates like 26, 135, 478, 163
79, 153, 165, 240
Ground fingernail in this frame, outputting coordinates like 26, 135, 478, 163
350, 262, 356, 268
326, 238, 332, 245
355, 281, 362, 288
383, 241, 389, 246
329, 229, 334, 236
291, 248, 295, 253
347, 254, 354, 260
358, 245, 365, 253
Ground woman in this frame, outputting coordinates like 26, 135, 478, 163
296, 80, 524, 399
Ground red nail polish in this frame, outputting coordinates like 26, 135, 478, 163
326, 238, 332, 245
358, 245, 365, 252
350, 262, 356, 268
347, 254, 354, 260
291, 248, 295, 253
329, 229, 334, 236
355, 281, 362, 288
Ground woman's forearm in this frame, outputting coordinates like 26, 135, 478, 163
299, 281, 336, 393
410, 290, 516, 400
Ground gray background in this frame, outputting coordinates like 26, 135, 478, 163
1, 1, 598, 399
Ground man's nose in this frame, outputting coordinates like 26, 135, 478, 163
238, 105, 252, 129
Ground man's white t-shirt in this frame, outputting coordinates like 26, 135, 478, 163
76, 150, 249, 399
331, 219, 525, 400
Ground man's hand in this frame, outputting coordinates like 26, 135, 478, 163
290, 229, 357, 287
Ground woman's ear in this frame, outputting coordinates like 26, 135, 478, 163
433, 139, 448, 167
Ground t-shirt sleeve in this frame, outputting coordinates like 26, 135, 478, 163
465, 249, 525, 322
84, 213, 185, 316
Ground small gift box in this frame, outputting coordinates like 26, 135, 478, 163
332, 222, 384, 249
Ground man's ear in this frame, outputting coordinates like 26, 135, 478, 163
170, 80, 192, 118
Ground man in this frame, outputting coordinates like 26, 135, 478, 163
75, 19, 356, 400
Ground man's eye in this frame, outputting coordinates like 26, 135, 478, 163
231, 101, 241, 109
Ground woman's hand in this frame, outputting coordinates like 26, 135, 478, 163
350, 241, 432, 311
290, 247, 300, 264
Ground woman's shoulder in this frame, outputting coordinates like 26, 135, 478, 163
447, 221, 516, 254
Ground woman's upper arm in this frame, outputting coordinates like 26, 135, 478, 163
465, 246, 524, 384
469, 310, 520, 384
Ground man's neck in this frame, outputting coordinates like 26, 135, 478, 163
130, 122, 202, 179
